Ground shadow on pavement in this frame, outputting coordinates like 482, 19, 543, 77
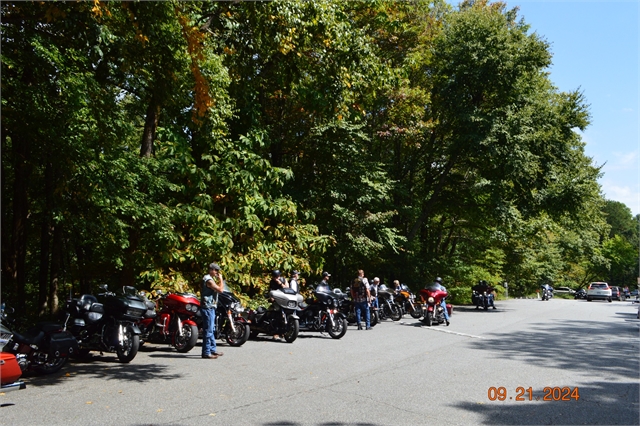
454, 319, 639, 424
21, 353, 183, 387
451, 381, 639, 425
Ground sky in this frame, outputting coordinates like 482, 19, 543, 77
499, 0, 640, 215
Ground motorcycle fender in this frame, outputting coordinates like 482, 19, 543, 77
181, 319, 197, 327
128, 324, 142, 335
288, 314, 299, 321
334, 312, 347, 320
427, 306, 434, 312
233, 316, 248, 324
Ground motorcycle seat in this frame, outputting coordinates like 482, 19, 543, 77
12, 329, 45, 346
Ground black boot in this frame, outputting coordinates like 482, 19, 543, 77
357, 324, 363, 330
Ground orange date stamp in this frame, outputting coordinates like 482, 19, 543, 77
487, 386, 580, 401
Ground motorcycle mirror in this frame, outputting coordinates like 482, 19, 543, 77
156, 289, 163, 295
99, 284, 108, 291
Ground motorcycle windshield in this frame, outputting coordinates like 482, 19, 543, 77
315, 284, 332, 293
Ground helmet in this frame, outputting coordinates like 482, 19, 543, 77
435, 277, 443, 283
322, 271, 331, 278
379, 284, 389, 291
272, 270, 281, 277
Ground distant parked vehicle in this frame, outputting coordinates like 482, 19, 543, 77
586, 282, 612, 302
574, 289, 587, 300
554, 286, 576, 295
610, 286, 625, 301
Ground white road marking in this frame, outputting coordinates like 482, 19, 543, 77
418, 326, 485, 339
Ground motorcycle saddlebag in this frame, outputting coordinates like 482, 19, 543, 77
0, 352, 22, 384
446, 304, 453, 316
46, 331, 78, 358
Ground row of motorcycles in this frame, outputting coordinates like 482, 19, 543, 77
0, 279, 457, 390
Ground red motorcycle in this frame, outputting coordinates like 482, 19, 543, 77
0, 352, 26, 392
137, 291, 200, 352
419, 285, 452, 326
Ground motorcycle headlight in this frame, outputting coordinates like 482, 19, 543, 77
186, 303, 193, 311
287, 301, 297, 308
427, 297, 435, 304
233, 302, 245, 313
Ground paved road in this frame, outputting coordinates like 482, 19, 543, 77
2, 298, 639, 425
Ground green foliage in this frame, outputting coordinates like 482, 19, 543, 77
1, 0, 618, 319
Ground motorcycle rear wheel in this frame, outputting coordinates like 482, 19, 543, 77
116, 326, 140, 363
283, 319, 299, 343
326, 317, 348, 339
226, 321, 250, 347
34, 354, 67, 375
174, 324, 198, 353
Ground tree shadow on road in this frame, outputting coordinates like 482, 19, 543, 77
451, 381, 639, 425
20, 353, 183, 388
453, 319, 639, 424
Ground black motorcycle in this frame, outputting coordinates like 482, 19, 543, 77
64, 284, 146, 363
196, 284, 251, 347
246, 288, 302, 343
377, 285, 402, 321
471, 284, 496, 310
1, 305, 77, 375
297, 289, 348, 339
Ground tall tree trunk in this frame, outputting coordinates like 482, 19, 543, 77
10, 134, 30, 316
140, 98, 160, 158
38, 162, 54, 316
49, 223, 63, 315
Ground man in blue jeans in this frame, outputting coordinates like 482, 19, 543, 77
201, 263, 225, 359
351, 270, 371, 330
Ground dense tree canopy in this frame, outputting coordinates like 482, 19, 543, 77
2, 0, 636, 318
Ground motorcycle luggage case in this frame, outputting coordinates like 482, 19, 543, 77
446, 304, 453, 316
47, 331, 78, 357
0, 352, 22, 384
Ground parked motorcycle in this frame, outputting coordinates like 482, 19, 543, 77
377, 285, 402, 321
395, 284, 422, 319
196, 282, 250, 347
419, 285, 452, 326
471, 283, 496, 310
0, 352, 26, 392
64, 284, 146, 363
137, 290, 199, 352
298, 288, 348, 339
1, 304, 77, 375
246, 288, 302, 343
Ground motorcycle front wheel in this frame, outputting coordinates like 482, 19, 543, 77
174, 324, 199, 353
390, 304, 402, 321
116, 326, 140, 363
226, 321, 250, 347
369, 310, 378, 327
422, 312, 433, 327
283, 318, 299, 343
326, 317, 348, 339
34, 354, 67, 375
410, 307, 423, 319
